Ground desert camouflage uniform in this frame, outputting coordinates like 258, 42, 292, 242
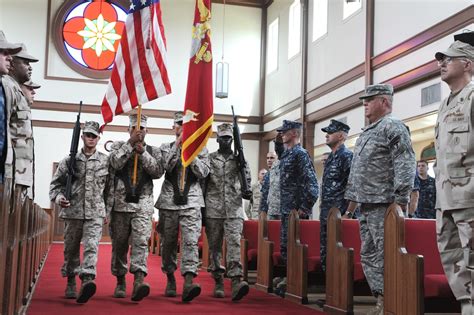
245, 181, 262, 220
49, 149, 109, 278
260, 159, 281, 220
205, 150, 251, 278
345, 114, 415, 296
2, 75, 34, 197
434, 82, 474, 304
279, 144, 319, 262
108, 141, 163, 277
155, 142, 209, 276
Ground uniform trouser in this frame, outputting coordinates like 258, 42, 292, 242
280, 213, 289, 263
110, 211, 152, 276
62, 218, 103, 279
437, 207, 474, 301
268, 214, 281, 220
359, 204, 387, 297
319, 214, 328, 272
159, 208, 201, 276
206, 218, 243, 278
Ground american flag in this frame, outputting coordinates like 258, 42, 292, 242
101, 0, 171, 128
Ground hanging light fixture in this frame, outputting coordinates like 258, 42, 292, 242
216, 0, 229, 99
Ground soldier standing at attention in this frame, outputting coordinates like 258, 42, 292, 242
155, 111, 209, 302
345, 84, 416, 315
260, 139, 284, 221
319, 119, 357, 273
434, 31, 474, 314
414, 160, 436, 219
109, 113, 163, 302
205, 123, 250, 301
274, 120, 319, 295
245, 168, 266, 220
49, 121, 109, 303
3, 43, 37, 198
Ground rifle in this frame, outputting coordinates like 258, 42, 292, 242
231, 106, 252, 200
65, 101, 83, 200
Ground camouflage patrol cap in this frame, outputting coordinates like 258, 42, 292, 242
276, 120, 302, 132
23, 80, 40, 89
435, 31, 474, 61
217, 123, 233, 137
174, 111, 183, 124
0, 31, 22, 54
13, 43, 38, 62
129, 113, 148, 128
83, 121, 100, 136
321, 119, 350, 134
359, 84, 394, 100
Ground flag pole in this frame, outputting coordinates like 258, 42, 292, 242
132, 105, 142, 186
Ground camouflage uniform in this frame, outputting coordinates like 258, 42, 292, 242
109, 137, 163, 277
49, 122, 109, 279
345, 85, 416, 297
260, 159, 281, 220
320, 143, 353, 272
205, 124, 251, 278
434, 38, 474, 308
2, 74, 34, 197
245, 181, 262, 220
415, 175, 436, 219
155, 142, 209, 276
278, 120, 319, 263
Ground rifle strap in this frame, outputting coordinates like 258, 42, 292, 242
116, 145, 152, 201
164, 143, 197, 205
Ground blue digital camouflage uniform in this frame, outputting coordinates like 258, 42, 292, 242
259, 159, 281, 219
319, 144, 353, 271
415, 175, 436, 219
279, 143, 319, 262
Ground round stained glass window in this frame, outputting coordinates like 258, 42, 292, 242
53, 0, 127, 79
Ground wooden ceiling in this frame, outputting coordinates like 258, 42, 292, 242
212, 0, 273, 9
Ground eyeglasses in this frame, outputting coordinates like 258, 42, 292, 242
84, 133, 98, 139
437, 56, 469, 66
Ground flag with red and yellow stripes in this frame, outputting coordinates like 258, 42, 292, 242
181, 0, 214, 167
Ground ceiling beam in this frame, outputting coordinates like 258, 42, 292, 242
211, 0, 265, 9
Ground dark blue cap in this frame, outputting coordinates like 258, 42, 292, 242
321, 119, 350, 134
276, 120, 302, 132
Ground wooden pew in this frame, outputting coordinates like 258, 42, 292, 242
241, 219, 258, 282
286, 210, 322, 304
0, 180, 12, 309
15, 197, 31, 310
384, 204, 460, 314
255, 212, 284, 293
2, 186, 24, 315
324, 208, 370, 314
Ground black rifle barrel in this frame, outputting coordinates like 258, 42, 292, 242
65, 101, 83, 200
231, 106, 252, 200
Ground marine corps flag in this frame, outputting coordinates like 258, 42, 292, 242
181, 0, 214, 167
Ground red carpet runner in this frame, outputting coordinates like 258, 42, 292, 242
28, 244, 323, 314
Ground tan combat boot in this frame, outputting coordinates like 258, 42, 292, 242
65, 276, 77, 299
113, 275, 126, 298
165, 273, 177, 297
213, 273, 225, 298
231, 277, 249, 301
76, 274, 96, 304
131, 271, 150, 302
367, 295, 384, 315
182, 272, 201, 302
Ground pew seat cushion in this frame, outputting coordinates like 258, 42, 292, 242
424, 274, 455, 298
248, 248, 258, 264
272, 252, 284, 266
243, 220, 259, 251
308, 256, 321, 272
354, 262, 365, 281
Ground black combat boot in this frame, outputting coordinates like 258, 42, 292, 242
113, 275, 126, 298
165, 273, 177, 297
131, 271, 150, 302
213, 273, 225, 298
182, 272, 201, 302
65, 276, 77, 299
231, 277, 249, 301
76, 274, 96, 304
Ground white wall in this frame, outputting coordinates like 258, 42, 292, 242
373, 0, 473, 56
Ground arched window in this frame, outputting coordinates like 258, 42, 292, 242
52, 0, 128, 79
